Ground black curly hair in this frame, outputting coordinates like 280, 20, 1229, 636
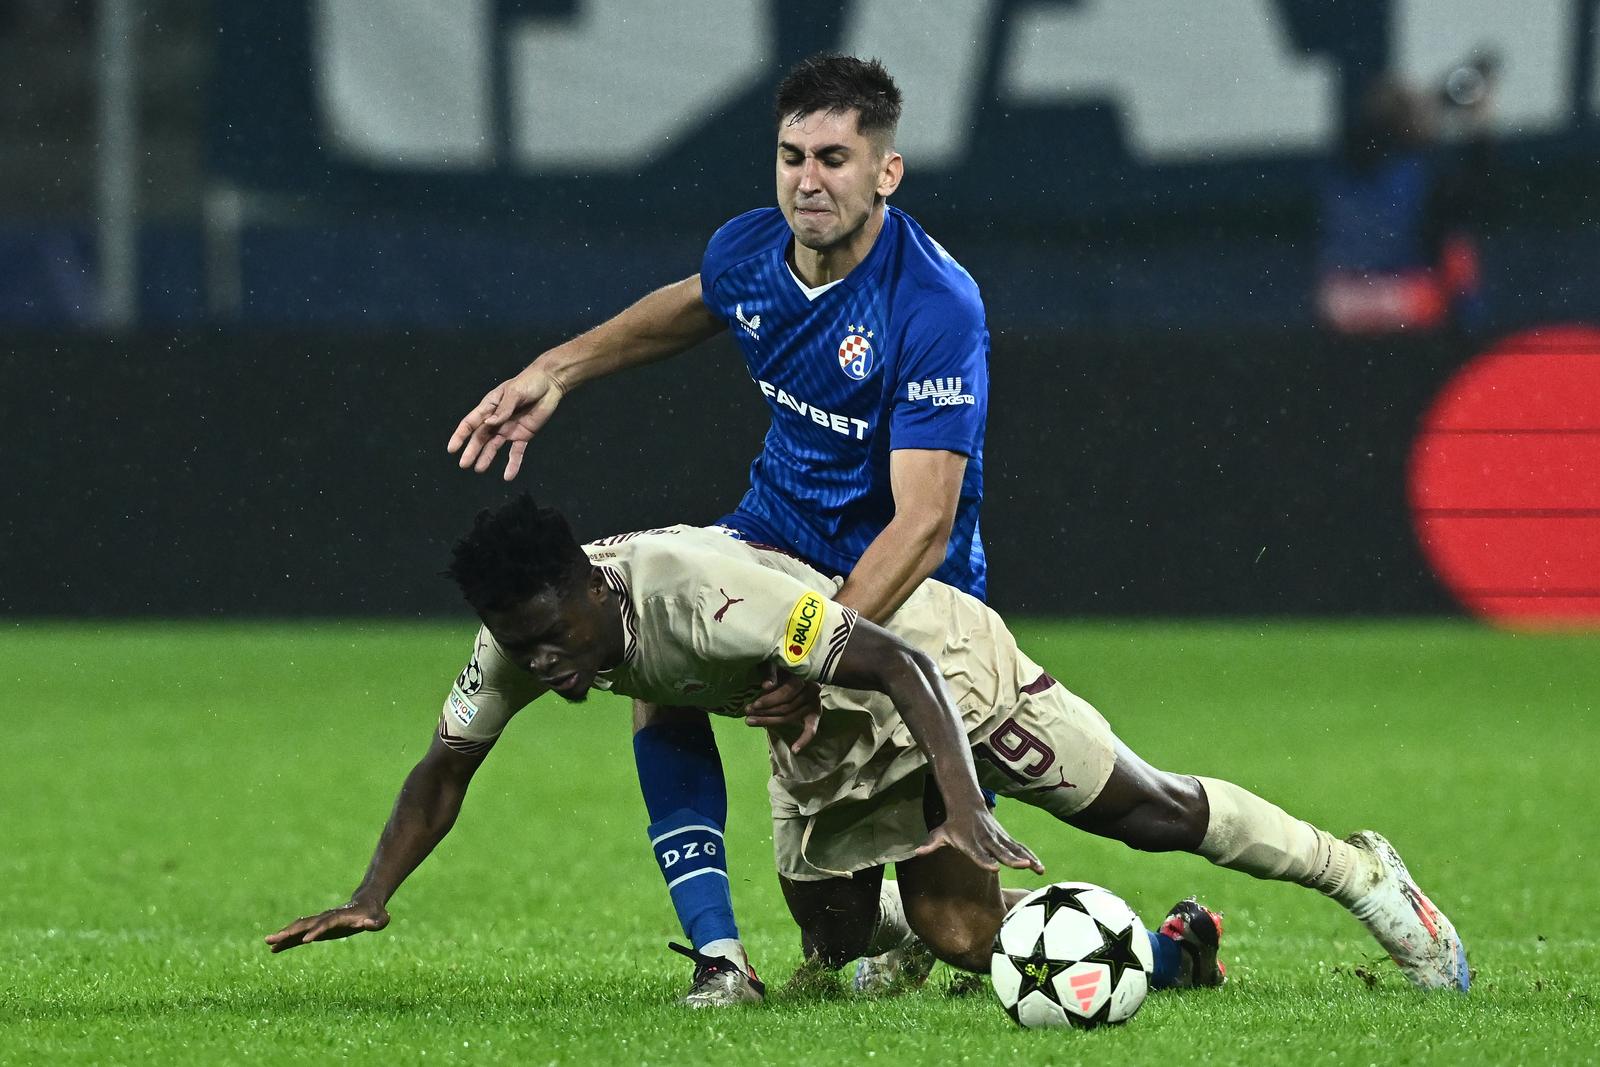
775, 53, 901, 146
446, 495, 590, 615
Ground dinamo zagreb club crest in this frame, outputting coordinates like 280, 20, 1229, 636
838, 324, 874, 380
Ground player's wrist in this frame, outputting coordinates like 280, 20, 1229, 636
348, 887, 388, 912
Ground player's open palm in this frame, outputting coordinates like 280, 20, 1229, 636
265, 900, 390, 953
918, 808, 1045, 876
447, 365, 569, 480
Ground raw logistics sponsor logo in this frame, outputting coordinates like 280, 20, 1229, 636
838, 323, 875, 380
736, 303, 762, 340
907, 376, 975, 406
757, 380, 869, 439
782, 591, 825, 666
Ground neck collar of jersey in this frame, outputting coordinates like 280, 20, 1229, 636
785, 261, 843, 301
782, 204, 897, 300
593, 564, 637, 681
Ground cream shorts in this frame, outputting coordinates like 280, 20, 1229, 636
772, 676, 1118, 881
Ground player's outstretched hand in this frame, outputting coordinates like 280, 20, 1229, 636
916, 808, 1045, 875
264, 900, 389, 953
744, 666, 824, 752
447, 365, 569, 481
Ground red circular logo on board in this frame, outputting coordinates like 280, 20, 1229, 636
1407, 324, 1600, 628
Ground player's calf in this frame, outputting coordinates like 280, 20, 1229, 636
898, 849, 1010, 974
779, 869, 884, 971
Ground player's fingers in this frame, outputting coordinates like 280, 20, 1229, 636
483, 382, 524, 428
746, 691, 802, 717
789, 710, 821, 753
472, 435, 505, 474
997, 838, 1045, 874
502, 440, 528, 482
456, 423, 492, 469
452, 391, 501, 453
446, 413, 480, 455
266, 926, 312, 952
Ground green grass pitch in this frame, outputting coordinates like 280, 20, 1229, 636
2, 620, 1597, 1064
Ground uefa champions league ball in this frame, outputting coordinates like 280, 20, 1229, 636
990, 881, 1154, 1029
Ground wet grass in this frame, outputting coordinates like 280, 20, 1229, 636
2, 619, 1595, 1064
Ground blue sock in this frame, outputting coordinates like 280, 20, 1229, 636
1147, 929, 1182, 989
634, 719, 739, 949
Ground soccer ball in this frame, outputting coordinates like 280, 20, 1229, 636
990, 881, 1153, 1029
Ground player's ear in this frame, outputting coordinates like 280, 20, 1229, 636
876, 150, 903, 199
587, 566, 608, 600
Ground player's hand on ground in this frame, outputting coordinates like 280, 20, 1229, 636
447, 365, 569, 480
264, 900, 390, 953
916, 809, 1045, 875
743, 667, 823, 752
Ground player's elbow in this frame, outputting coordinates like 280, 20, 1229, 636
894, 505, 955, 563
886, 645, 940, 695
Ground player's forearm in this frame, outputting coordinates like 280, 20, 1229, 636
878, 649, 989, 812
350, 760, 470, 907
834, 513, 950, 623
533, 276, 721, 391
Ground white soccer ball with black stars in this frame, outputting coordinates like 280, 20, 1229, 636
990, 881, 1153, 1029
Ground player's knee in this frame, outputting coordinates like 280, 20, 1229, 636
1118, 773, 1207, 853
906, 898, 1001, 974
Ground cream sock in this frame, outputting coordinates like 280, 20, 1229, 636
1195, 776, 1376, 905
862, 879, 916, 957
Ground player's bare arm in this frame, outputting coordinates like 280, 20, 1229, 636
827, 619, 1043, 876
265, 731, 489, 952
835, 448, 966, 620
745, 448, 966, 746
449, 274, 723, 480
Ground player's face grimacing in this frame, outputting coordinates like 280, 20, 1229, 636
480, 569, 625, 703
776, 108, 902, 255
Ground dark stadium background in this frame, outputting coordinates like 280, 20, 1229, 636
4, 0, 1597, 621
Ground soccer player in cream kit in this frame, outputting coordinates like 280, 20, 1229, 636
443, 54, 1002, 1005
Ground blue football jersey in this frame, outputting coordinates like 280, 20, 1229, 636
700, 205, 989, 599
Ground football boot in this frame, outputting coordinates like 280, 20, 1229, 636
1344, 831, 1470, 991
668, 941, 766, 1007
1157, 898, 1228, 988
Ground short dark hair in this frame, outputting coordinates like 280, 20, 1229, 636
774, 53, 901, 145
446, 495, 589, 615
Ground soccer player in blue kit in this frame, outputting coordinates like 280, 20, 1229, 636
448, 55, 1220, 1004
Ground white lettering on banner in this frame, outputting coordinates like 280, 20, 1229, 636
312, 1, 1590, 173
759, 380, 870, 439
507, 0, 769, 168
1003, 0, 1336, 160
1393, 0, 1570, 137
842, 0, 1000, 167
313, 0, 495, 168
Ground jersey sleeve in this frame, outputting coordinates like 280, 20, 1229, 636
437, 626, 543, 755
888, 290, 990, 456
686, 556, 861, 686
699, 208, 780, 320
